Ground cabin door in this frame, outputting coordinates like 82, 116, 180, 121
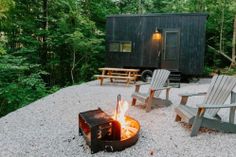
161, 29, 180, 70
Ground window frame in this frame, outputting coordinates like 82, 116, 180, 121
109, 41, 132, 53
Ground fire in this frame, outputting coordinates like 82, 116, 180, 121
114, 100, 129, 129
113, 97, 139, 140
113, 100, 136, 139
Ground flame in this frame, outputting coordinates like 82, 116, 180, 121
113, 100, 139, 140
113, 100, 129, 129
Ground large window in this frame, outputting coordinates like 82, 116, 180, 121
109, 41, 132, 53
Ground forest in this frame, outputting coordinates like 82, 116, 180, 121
0, 0, 236, 117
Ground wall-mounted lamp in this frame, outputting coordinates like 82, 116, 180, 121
152, 28, 162, 40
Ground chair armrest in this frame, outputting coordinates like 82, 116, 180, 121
196, 103, 236, 109
179, 92, 207, 97
136, 81, 150, 86
197, 103, 236, 124
134, 82, 149, 93
179, 92, 207, 105
151, 86, 172, 91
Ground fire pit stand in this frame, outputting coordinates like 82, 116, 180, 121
79, 108, 140, 154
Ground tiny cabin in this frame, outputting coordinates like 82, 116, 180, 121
105, 13, 208, 80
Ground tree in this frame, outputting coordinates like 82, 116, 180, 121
79, 0, 119, 29
0, 0, 14, 55
232, 16, 236, 67
0, 54, 50, 117
205, 0, 236, 67
0, 0, 14, 19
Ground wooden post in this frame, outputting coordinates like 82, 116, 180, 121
126, 71, 131, 86
108, 70, 113, 82
102, 70, 105, 75
100, 78, 104, 86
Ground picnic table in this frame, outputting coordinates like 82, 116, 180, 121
94, 67, 140, 86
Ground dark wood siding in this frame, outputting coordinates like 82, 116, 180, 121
105, 13, 207, 75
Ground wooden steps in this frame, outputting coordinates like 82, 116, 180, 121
169, 70, 181, 88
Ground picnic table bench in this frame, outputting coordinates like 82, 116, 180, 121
94, 67, 140, 86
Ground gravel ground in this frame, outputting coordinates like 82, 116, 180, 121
1, 79, 236, 157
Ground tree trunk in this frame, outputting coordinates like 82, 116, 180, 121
219, 0, 225, 52
42, 0, 48, 66
138, 0, 142, 14
42, 0, 49, 84
230, 15, 236, 67
71, 49, 75, 84
208, 45, 233, 62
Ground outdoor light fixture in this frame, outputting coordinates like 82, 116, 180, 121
152, 27, 162, 40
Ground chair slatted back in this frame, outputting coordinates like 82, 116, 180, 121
150, 69, 170, 98
204, 75, 236, 117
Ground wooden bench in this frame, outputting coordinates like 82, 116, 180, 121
94, 67, 139, 86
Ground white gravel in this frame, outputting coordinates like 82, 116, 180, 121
1, 79, 236, 157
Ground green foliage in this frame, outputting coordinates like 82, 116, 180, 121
0, 31, 7, 56
203, 66, 214, 76
0, 45, 6, 55
205, 0, 236, 67
47, 0, 105, 84
0, 0, 14, 19
221, 67, 236, 75
0, 54, 54, 117
79, 0, 119, 29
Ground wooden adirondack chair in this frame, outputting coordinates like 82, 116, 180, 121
175, 75, 236, 136
131, 69, 171, 112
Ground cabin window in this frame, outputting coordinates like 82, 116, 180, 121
109, 42, 120, 52
109, 41, 132, 53
120, 41, 132, 52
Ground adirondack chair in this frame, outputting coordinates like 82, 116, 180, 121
131, 69, 171, 112
175, 75, 236, 136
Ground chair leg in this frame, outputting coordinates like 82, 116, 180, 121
175, 114, 181, 122
166, 88, 170, 100
229, 107, 236, 124
146, 90, 155, 112
180, 96, 188, 105
190, 117, 203, 137
145, 102, 151, 112
190, 108, 205, 137
145, 98, 153, 112
132, 98, 137, 106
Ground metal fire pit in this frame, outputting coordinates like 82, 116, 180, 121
101, 116, 140, 152
79, 108, 140, 154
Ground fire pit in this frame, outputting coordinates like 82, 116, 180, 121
78, 95, 140, 154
